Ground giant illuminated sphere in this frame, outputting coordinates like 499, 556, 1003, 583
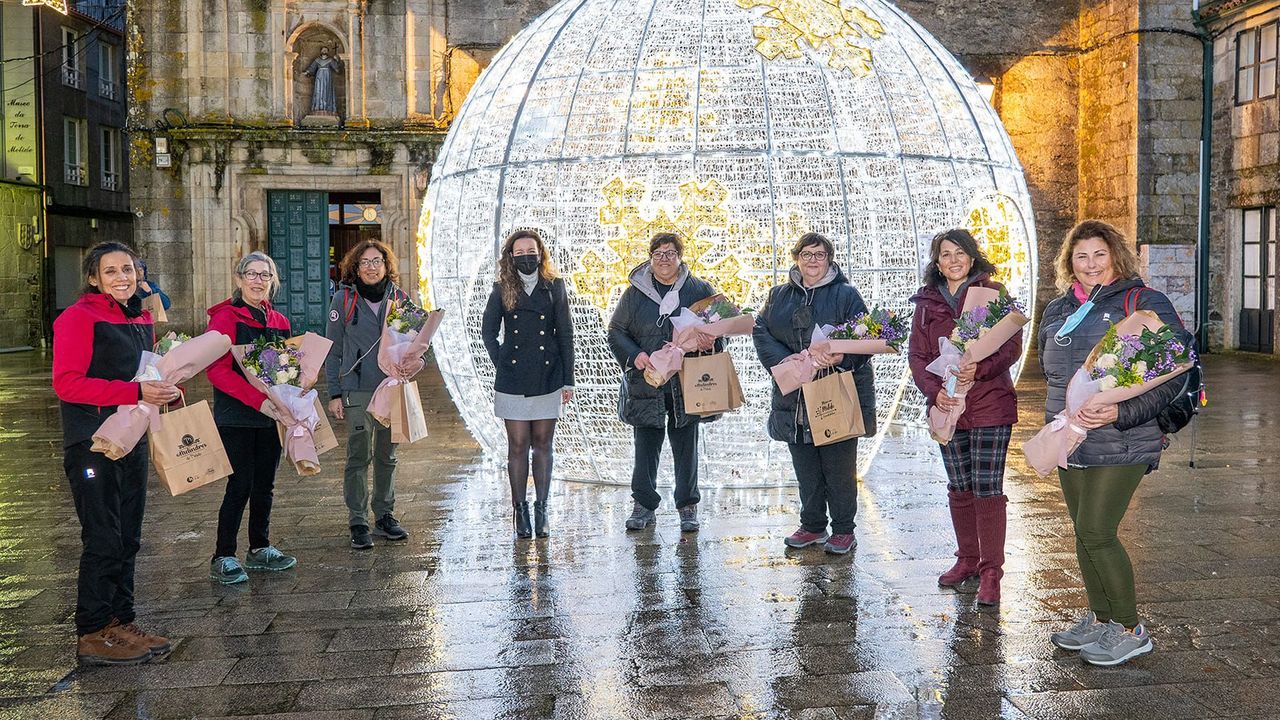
418, 0, 1037, 486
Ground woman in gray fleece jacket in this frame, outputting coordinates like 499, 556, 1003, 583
325, 240, 414, 550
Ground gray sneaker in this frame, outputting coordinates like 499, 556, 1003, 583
210, 556, 248, 585
1050, 611, 1106, 651
624, 502, 656, 531
1079, 621, 1154, 667
244, 545, 297, 572
678, 504, 700, 533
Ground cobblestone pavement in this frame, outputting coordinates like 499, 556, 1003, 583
0, 350, 1277, 720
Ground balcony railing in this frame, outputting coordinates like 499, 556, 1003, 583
99, 78, 117, 100
64, 164, 86, 185
101, 172, 120, 191
62, 65, 81, 89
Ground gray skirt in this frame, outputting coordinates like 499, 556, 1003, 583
494, 389, 563, 421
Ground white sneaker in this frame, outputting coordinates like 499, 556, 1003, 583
1079, 621, 1154, 667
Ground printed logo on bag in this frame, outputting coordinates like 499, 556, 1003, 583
175, 433, 209, 458
824, 428, 834, 438
693, 374, 719, 391
814, 399, 838, 420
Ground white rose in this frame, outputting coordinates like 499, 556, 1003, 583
1098, 375, 1118, 391
854, 324, 869, 337
978, 326, 991, 338
287, 366, 299, 379
274, 370, 290, 385
1132, 361, 1147, 376
1095, 353, 1118, 370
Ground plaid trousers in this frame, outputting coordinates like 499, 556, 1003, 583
939, 425, 1012, 497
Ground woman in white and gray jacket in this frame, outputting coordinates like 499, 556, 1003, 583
325, 240, 413, 550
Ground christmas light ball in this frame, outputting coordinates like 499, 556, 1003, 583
418, 0, 1037, 486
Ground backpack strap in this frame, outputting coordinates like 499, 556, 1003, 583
1123, 287, 1148, 317
342, 288, 358, 324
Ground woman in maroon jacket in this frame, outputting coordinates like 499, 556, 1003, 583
205, 251, 296, 585
909, 229, 1022, 607
53, 241, 178, 665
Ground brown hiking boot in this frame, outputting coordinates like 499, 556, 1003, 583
116, 620, 171, 655
77, 624, 151, 665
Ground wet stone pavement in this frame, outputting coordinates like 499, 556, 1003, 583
0, 351, 1278, 720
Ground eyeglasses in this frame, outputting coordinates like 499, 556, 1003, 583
798, 251, 829, 262
650, 250, 680, 260
358, 258, 384, 268
240, 271, 274, 281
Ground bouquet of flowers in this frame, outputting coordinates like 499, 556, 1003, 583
1022, 310, 1195, 477
153, 332, 191, 356
644, 294, 755, 388
924, 286, 1030, 443
232, 332, 333, 475
91, 331, 231, 459
769, 308, 906, 396
823, 306, 909, 354
368, 298, 446, 431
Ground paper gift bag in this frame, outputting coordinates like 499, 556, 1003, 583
276, 396, 339, 456
802, 370, 866, 446
148, 400, 232, 496
390, 380, 429, 444
681, 352, 743, 417
141, 294, 167, 323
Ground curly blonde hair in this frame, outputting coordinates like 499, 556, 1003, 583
1054, 220, 1143, 292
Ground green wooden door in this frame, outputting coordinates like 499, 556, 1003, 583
267, 190, 328, 334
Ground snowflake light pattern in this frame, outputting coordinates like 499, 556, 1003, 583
418, 0, 1037, 487
738, 0, 885, 76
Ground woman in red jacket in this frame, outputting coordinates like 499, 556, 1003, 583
205, 251, 295, 584
53, 241, 178, 665
908, 229, 1022, 607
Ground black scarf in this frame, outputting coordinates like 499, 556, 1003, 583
356, 277, 389, 302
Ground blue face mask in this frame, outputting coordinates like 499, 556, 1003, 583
1055, 286, 1101, 344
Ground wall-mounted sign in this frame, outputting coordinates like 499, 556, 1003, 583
2, 4, 40, 183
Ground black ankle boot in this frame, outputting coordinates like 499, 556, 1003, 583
533, 500, 549, 538
513, 501, 532, 539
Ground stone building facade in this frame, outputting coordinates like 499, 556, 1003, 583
127, 0, 555, 332
1199, 0, 1280, 354
900, 0, 1204, 324
128, 0, 1209, 342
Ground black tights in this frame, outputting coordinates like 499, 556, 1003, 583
505, 419, 557, 503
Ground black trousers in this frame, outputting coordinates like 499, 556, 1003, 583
787, 438, 858, 535
631, 393, 700, 511
64, 439, 148, 636
215, 425, 281, 558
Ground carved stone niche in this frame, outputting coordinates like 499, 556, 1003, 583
290, 25, 347, 128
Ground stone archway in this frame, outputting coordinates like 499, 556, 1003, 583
288, 24, 347, 126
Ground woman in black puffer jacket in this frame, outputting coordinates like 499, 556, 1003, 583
752, 232, 876, 556
1039, 220, 1190, 668
607, 233, 719, 534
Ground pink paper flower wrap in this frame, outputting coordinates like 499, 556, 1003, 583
91, 331, 233, 459
232, 332, 334, 476
369, 309, 445, 427
1021, 311, 1192, 477
923, 287, 1029, 444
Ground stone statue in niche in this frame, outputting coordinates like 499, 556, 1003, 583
302, 47, 343, 126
